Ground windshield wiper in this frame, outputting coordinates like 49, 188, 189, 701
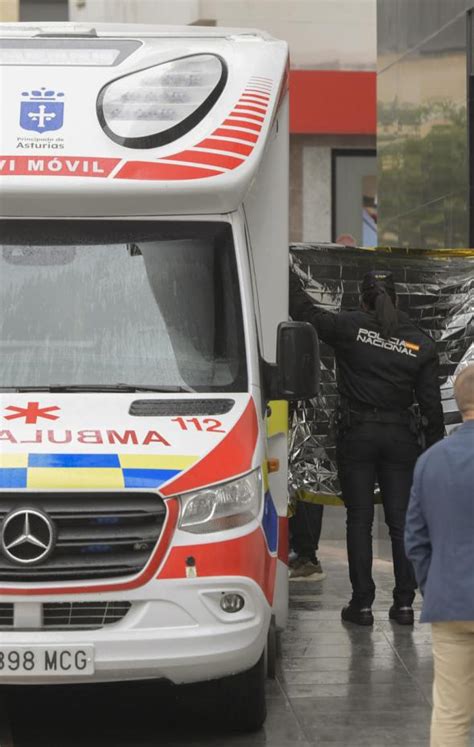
0, 384, 195, 393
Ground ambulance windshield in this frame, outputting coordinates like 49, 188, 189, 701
0, 220, 247, 392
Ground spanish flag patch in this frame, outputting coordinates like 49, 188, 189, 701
404, 341, 420, 352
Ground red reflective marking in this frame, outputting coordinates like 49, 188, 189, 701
244, 91, 270, 100
158, 528, 276, 604
161, 399, 259, 497
197, 138, 253, 156
235, 103, 267, 115
240, 96, 268, 105
115, 161, 222, 180
213, 127, 258, 143
0, 499, 179, 596
278, 516, 289, 564
162, 149, 244, 170
230, 110, 264, 123
223, 118, 262, 132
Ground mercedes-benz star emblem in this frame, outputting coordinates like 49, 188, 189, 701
1, 508, 55, 565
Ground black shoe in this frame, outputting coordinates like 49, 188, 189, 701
389, 605, 414, 626
341, 605, 374, 626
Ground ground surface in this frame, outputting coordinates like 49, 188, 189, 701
1, 541, 473, 746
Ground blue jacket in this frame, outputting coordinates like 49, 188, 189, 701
405, 420, 474, 623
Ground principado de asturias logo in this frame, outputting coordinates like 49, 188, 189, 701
20, 88, 65, 133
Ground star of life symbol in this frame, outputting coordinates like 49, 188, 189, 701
20, 88, 65, 133
3, 402, 61, 424
1, 509, 55, 565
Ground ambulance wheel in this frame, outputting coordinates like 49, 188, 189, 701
218, 652, 266, 732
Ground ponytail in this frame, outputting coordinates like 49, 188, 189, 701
363, 287, 399, 339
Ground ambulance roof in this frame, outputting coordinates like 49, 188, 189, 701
0, 22, 275, 39
0, 23, 288, 218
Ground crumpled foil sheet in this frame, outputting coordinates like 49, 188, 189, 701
289, 244, 474, 497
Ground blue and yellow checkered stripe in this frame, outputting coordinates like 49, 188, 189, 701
0, 453, 199, 489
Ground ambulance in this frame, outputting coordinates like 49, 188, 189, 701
0, 23, 318, 729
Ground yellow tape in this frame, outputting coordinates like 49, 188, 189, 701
295, 489, 383, 506
360, 245, 474, 259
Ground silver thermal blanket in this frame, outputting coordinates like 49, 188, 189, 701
289, 244, 474, 499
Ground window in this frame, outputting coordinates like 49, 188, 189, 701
0, 221, 247, 392
332, 150, 377, 246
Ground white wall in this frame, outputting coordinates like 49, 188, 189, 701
69, 0, 376, 70
0, 0, 19, 20
202, 0, 376, 69
69, 0, 200, 25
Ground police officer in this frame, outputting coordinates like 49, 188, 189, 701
289, 269, 444, 626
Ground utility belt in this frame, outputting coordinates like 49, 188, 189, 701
335, 399, 425, 447
346, 401, 410, 425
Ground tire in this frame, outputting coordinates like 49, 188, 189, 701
216, 653, 267, 732
266, 617, 277, 679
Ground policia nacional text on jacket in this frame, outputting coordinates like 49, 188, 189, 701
289, 269, 444, 626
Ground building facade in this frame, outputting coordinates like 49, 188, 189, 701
377, 0, 474, 248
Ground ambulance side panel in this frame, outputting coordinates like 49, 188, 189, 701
244, 92, 289, 630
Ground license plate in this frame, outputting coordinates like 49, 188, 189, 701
0, 645, 94, 676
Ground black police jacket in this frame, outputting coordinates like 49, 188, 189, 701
289, 274, 445, 447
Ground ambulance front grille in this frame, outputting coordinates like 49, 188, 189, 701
42, 601, 132, 630
0, 603, 14, 628
0, 602, 131, 630
0, 493, 167, 582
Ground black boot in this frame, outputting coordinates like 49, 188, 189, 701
389, 605, 414, 626
341, 605, 374, 626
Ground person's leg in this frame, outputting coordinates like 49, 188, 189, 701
290, 497, 323, 560
378, 425, 418, 609
289, 498, 325, 579
337, 424, 377, 609
431, 621, 474, 747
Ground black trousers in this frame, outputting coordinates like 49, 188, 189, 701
290, 499, 324, 560
337, 420, 419, 608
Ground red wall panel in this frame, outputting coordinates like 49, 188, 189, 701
289, 70, 376, 135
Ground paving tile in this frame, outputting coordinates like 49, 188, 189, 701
281, 656, 405, 672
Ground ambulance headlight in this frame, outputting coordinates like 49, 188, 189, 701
178, 469, 262, 533
97, 54, 227, 149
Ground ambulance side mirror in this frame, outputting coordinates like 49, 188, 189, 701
264, 322, 320, 401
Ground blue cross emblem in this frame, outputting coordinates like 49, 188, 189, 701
20, 88, 65, 133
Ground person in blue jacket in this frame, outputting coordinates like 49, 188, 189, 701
405, 364, 474, 747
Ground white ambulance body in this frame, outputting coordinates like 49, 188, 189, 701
0, 24, 317, 728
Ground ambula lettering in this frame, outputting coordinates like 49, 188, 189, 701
0, 429, 171, 446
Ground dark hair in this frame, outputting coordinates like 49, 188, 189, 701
362, 286, 399, 339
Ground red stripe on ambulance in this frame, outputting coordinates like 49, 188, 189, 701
196, 138, 254, 156
212, 127, 259, 143
161, 149, 245, 170
158, 528, 277, 604
223, 118, 262, 132
161, 399, 259, 497
0, 156, 120, 177
115, 161, 223, 180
